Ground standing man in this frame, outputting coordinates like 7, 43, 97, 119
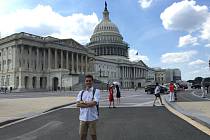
201, 79, 206, 98
76, 74, 100, 140
169, 81, 175, 102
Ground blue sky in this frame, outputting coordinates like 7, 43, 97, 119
0, 0, 210, 80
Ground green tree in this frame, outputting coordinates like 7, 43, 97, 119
194, 77, 203, 84
187, 80, 194, 84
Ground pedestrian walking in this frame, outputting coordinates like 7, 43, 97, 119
201, 79, 206, 98
153, 83, 164, 106
134, 86, 138, 91
76, 74, 100, 140
108, 84, 116, 108
169, 81, 175, 102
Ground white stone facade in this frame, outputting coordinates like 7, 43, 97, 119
0, 33, 94, 91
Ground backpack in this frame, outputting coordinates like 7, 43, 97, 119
80, 88, 99, 116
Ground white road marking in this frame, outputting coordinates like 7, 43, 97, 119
191, 91, 210, 101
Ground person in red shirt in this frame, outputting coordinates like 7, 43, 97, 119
108, 84, 116, 108
169, 81, 175, 102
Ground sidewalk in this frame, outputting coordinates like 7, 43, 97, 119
0, 96, 76, 126
164, 93, 210, 129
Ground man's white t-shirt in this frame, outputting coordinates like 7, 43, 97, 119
76, 87, 100, 121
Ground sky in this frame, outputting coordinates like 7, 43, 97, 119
0, 0, 210, 80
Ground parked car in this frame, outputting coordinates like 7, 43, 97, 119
145, 85, 156, 94
145, 85, 168, 94
191, 84, 201, 89
178, 84, 188, 89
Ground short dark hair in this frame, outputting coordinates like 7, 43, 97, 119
85, 74, 94, 80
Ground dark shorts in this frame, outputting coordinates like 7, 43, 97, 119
155, 93, 160, 97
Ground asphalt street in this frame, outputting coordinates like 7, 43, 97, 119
0, 90, 209, 140
0, 107, 209, 140
176, 90, 208, 102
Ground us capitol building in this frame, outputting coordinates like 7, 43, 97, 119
0, 3, 151, 91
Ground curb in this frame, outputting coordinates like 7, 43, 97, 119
163, 95, 210, 136
43, 102, 76, 113
0, 102, 76, 128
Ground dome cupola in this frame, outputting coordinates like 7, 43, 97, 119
87, 1, 129, 58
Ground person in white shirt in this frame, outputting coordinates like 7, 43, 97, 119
76, 74, 100, 140
153, 83, 164, 106
201, 79, 206, 98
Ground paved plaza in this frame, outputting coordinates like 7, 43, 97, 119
0, 89, 209, 139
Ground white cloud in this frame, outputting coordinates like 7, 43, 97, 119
129, 49, 149, 62
189, 66, 210, 78
188, 59, 206, 66
161, 50, 197, 64
160, 0, 208, 32
138, 0, 153, 9
201, 15, 210, 41
205, 44, 210, 48
0, 5, 100, 44
178, 34, 198, 47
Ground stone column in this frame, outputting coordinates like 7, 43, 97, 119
81, 55, 83, 74
47, 76, 51, 91
123, 66, 126, 78
28, 76, 33, 89
140, 69, 142, 78
136, 68, 138, 78
15, 47, 19, 69
71, 52, 74, 73
18, 73, 24, 89
128, 67, 130, 78
6, 48, 8, 71
125, 66, 127, 78
126, 67, 128, 78
43, 49, 46, 70
55, 49, 57, 69
48, 48, 51, 70
11, 47, 14, 70
76, 53, 79, 74
66, 51, 69, 70
36, 48, 39, 71
61, 50, 63, 69
21, 46, 24, 69
29, 47, 32, 70
0, 49, 3, 71
85, 56, 88, 73
142, 69, 144, 78
36, 77, 40, 89
127, 67, 128, 78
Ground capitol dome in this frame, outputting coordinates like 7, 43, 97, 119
93, 19, 120, 34
87, 2, 128, 58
